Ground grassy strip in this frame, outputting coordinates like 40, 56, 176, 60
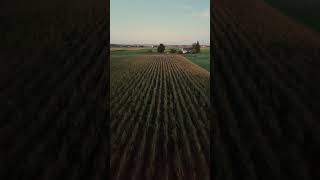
184, 48, 210, 72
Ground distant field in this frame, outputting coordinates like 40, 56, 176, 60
110, 47, 177, 55
111, 48, 153, 55
111, 47, 145, 51
111, 47, 210, 72
111, 54, 210, 180
184, 48, 210, 72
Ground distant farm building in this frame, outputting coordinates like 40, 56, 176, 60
181, 47, 193, 54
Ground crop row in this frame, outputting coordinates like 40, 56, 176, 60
110, 55, 211, 180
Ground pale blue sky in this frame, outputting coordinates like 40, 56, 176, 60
111, 0, 210, 45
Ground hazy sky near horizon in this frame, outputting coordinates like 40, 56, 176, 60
111, 0, 210, 45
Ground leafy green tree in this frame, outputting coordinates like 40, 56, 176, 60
157, 44, 165, 53
170, 49, 177, 53
192, 41, 201, 53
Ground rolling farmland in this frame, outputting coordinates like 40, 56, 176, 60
2, 0, 320, 179
111, 54, 211, 180
212, 0, 320, 179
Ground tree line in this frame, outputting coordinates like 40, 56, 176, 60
157, 41, 201, 54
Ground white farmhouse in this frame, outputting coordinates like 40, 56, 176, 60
181, 47, 193, 54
